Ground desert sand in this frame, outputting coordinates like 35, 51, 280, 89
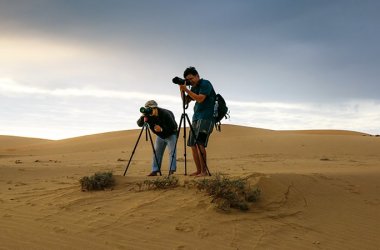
1, 124, 379, 250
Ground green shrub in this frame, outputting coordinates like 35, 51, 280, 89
80, 172, 115, 191
193, 173, 260, 211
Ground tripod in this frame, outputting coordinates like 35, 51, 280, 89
169, 90, 211, 176
123, 120, 162, 176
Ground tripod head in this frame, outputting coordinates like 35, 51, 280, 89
143, 116, 149, 123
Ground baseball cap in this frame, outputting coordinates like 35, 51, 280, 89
145, 100, 158, 108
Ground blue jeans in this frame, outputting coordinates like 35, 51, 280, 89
152, 134, 177, 172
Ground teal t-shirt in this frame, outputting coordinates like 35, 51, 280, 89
190, 79, 216, 121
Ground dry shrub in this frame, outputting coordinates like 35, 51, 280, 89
80, 172, 115, 191
138, 176, 179, 191
193, 173, 261, 211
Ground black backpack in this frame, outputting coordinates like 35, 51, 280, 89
213, 93, 230, 131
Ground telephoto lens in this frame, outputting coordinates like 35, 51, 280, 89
140, 107, 153, 115
172, 76, 191, 85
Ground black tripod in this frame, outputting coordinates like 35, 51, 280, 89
169, 90, 211, 176
123, 121, 162, 176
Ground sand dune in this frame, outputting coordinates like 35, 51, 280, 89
1, 125, 379, 249
0, 135, 50, 149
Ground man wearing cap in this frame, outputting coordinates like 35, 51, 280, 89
137, 100, 178, 176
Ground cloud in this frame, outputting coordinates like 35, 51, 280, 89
228, 99, 380, 135
0, 77, 178, 102
1, 79, 380, 139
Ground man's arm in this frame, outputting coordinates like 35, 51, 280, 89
185, 94, 193, 105
179, 85, 206, 103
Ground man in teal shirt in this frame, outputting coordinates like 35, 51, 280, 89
179, 66, 216, 177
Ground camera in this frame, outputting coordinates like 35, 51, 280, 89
172, 76, 191, 86
140, 107, 153, 115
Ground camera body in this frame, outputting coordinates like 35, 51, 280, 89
172, 76, 191, 86
140, 107, 153, 116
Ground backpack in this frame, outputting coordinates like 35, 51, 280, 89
213, 93, 230, 131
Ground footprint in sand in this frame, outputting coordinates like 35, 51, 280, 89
15, 182, 27, 187
197, 228, 210, 238
346, 184, 360, 194
26, 202, 36, 207
364, 198, 380, 206
53, 226, 68, 233
175, 222, 194, 233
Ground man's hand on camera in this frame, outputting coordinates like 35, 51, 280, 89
179, 84, 187, 92
154, 125, 163, 132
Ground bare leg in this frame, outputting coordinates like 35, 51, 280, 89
190, 146, 201, 176
196, 145, 208, 176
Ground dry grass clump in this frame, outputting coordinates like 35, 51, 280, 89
137, 176, 179, 191
193, 173, 261, 211
80, 172, 115, 191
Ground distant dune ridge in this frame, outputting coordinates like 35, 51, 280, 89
0, 135, 51, 148
1, 124, 379, 249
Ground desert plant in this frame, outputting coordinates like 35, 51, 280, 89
245, 188, 261, 202
139, 176, 179, 191
80, 171, 115, 191
193, 173, 260, 211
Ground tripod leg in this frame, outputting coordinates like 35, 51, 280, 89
185, 115, 212, 176
182, 114, 188, 175
123, 126, 145, 176
168, 114, 185, 176
147, 128, 162, 176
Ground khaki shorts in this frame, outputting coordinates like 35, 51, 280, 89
187, 119, 214, 147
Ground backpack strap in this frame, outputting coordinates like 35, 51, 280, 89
214, 110, 230, 132
225, 110, 230, 120
215, 121, 221, 132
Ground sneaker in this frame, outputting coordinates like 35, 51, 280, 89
169, 170, 175, 175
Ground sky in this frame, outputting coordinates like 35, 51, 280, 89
1, 0, 379, 139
